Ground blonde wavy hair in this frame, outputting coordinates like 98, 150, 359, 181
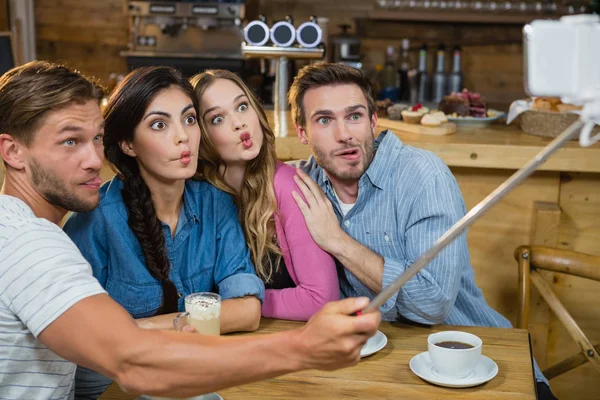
190, 70, 280, 282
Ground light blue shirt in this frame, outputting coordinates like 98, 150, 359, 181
300, 130, 547, 384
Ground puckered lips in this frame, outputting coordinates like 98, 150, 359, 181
240, 132, 253, 149
180, 150, 192, 165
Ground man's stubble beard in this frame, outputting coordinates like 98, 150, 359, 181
30, 159, 98, 213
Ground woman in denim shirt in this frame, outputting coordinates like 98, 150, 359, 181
63, 66, 264, 399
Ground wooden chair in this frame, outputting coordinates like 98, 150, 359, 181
514, 245, 600, 380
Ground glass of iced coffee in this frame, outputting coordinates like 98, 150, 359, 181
173, 292, 221, 336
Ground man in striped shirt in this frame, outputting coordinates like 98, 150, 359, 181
288, 62, 557, 399
0, 61, 380, 399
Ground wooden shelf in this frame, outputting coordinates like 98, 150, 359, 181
367, 9, 558, 24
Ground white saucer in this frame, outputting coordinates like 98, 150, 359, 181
137, 393, 223, 400
409, 351, 498, 388
360, 330, 388, 358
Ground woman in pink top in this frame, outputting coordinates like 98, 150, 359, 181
191, 70, 339, 321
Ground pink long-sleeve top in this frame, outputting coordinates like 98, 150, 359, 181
261, 161, 340, 321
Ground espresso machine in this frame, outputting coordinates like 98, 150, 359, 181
121, 0, 246, 76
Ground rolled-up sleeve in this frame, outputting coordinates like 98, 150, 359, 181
218, 272, 265, 302
213, 194, 265, 302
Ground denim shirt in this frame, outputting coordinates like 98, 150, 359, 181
63, 177, 264, 319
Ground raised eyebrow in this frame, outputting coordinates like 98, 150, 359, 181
58, 125, 84, 133
345, 104, 367, 114
143, 110, 171, 121
311, 109, 335, 119
181, 104, 194, 115
203, 94, 247, 119
203, 106, 220, 119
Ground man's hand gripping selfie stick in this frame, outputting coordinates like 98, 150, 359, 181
359, 14, 600, 315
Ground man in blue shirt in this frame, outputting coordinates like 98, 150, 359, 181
287, 62, 557, 399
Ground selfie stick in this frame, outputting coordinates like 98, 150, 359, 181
361, 119, 586, 314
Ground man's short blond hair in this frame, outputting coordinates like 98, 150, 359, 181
0, 61, 104, 146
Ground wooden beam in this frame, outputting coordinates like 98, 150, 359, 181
544, 343, 600, 380
526, 201, 561, 369
367, 9, 553, 25
531, 270, 600, 377
516, 246, 531, 330
530, 246, 600, 282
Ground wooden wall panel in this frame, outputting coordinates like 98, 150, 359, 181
35, 0, 128, 85
36, 40, 128, 83
0, 0, 9, 31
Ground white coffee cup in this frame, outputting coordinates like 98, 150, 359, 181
427, 331, 482, 379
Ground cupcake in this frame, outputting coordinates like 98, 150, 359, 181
429, 111, 448, 123
421, 114, 442, 127
401, 110, 424, 124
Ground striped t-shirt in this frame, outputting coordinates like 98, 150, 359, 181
0, 195, 106, 399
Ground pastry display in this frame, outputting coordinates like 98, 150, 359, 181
531, 97, 582, 113
421, 114, 442, 127
376, 99, 394, 117
399, 104, 428, 124
428, 111, 448, 123
380, 101, 453, 133
378, 103, 456, 135
439, 89, 487, 117
439, 94, 470, 116
386, 103, 410, 120
401, 110, 424, 124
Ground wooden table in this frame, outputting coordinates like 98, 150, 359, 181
101, 319, 536, 400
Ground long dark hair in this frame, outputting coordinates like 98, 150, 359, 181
103, 66, 199, 315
